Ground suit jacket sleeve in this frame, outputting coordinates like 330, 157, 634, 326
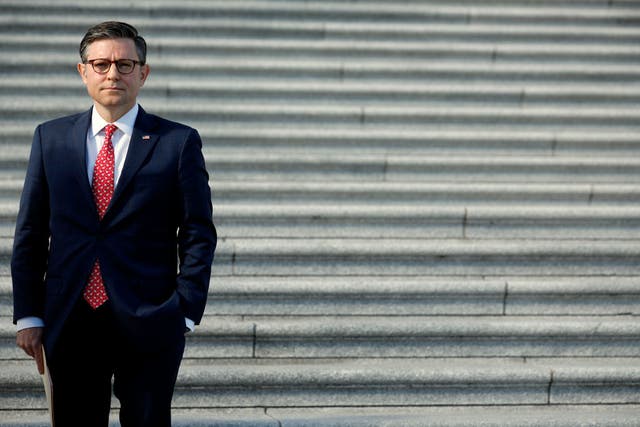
12, 125, 50, 323
175, 128, 217, 325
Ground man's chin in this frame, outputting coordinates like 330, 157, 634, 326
98, 96, 128, 107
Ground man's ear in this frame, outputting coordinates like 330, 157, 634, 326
139, 63, 150, 86
77, 63, 88, 84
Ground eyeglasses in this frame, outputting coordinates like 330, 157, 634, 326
84, 58, 141, 75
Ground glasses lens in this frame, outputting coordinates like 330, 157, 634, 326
116, 60, 135, 74
88, 59, 137, 74
92, 60, 111, 73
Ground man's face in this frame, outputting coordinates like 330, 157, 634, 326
77, 38, 149, 118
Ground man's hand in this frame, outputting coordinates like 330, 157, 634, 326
16, 327, 45, 375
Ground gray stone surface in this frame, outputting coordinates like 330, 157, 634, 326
271, 405, 640, 427
224, 238, 640, 276
1, 0, 640, 423
4, 405, 640, 426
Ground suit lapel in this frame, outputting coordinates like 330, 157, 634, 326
110, 107, 160, 208
70, 108, 96, 211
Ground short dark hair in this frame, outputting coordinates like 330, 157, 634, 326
79, 21, 147, 64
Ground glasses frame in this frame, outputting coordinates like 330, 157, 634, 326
84, 58, 142, 75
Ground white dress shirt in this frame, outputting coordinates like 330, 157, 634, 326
87, 103, 138, 187
17, 104, 194, 333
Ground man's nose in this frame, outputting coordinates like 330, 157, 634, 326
106, 62, 121, 79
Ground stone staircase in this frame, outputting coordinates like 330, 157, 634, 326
1, 0, 640, 425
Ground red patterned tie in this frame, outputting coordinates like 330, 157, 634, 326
83, 124, 116, 309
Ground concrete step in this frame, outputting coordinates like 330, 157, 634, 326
6, 237, 640, 276
2, 275, 639, 317
132, 60, 640, 84
235, 315, 640, 359
3, 147, 640, 183
3, 275, 639, 318
198, 275, 640, 317
127, 357, 640, 407
213, 205, 640, 239
6, 77, 640, 106
7, 32, 638, 58
4, 98, 640, 130
2, 357, 639, 410
4, 33, 640, 63
0, 234, 594, 274
212, 275, 640, 316
200, 181, 640, 206
208, 237, 640, 276
2, 201, 640, 239
1, 180, 639, 206
2, 0, 640, 26
2, 405, 640, 427
3, 315, 638, 360
4, 53, 639, 84
4, 127, 640, 157
5, 14, 640, 45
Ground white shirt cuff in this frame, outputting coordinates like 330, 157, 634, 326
17, 317, 45, 331
185, 317, 195, 333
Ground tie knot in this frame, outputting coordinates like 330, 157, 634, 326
104, 124, 117, 141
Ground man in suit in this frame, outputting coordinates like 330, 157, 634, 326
12, 21, 217, 426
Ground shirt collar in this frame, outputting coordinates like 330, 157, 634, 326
90, 104, 139, 138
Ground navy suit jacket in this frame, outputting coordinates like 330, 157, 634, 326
12, 106, 217, 354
